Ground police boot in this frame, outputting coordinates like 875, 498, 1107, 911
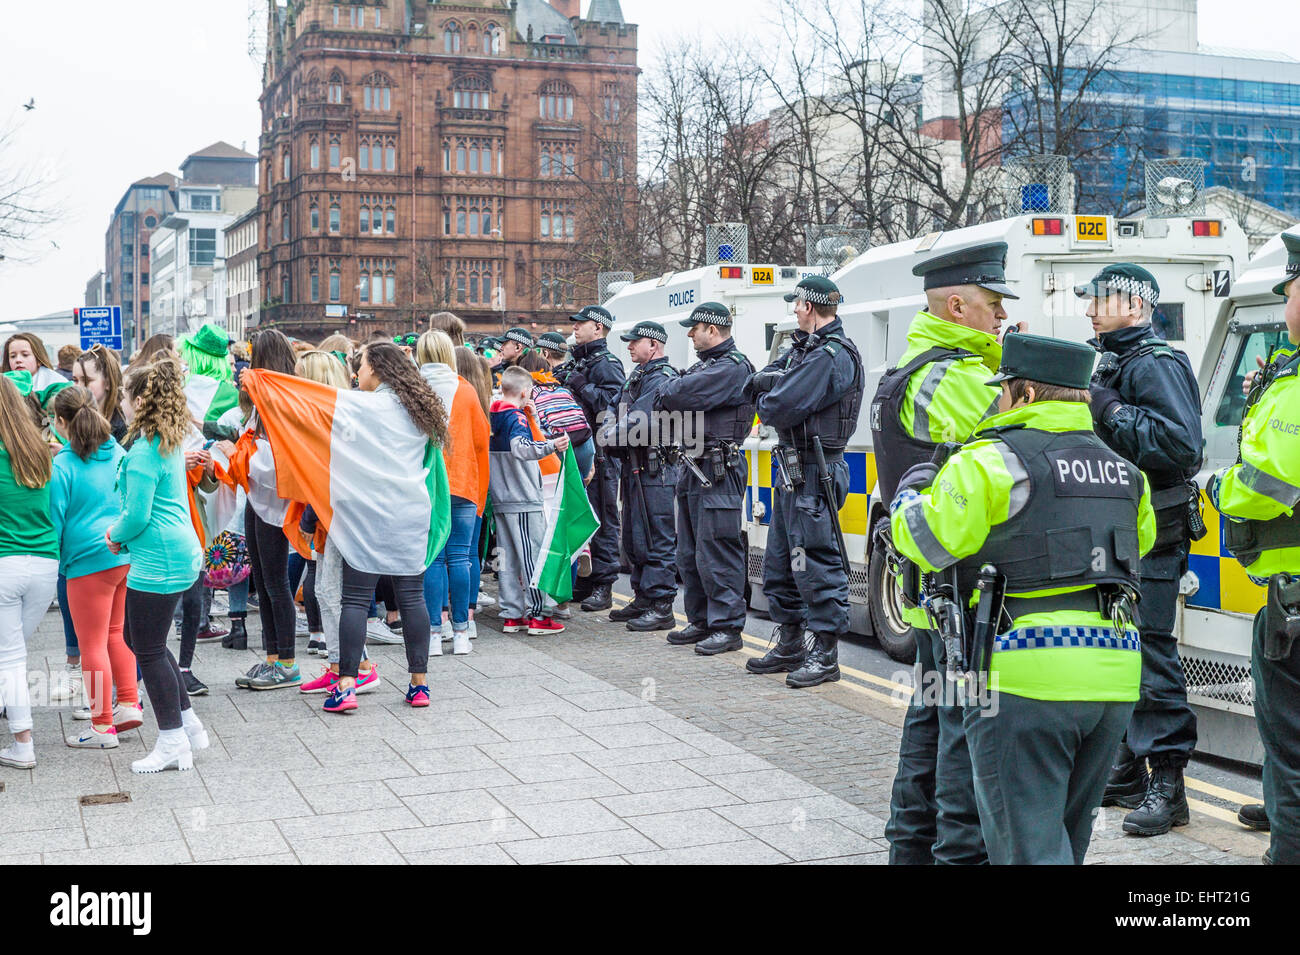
1238, 804, 1270, 832
581, 585, 613, 612
786, 633, 840, 688
666, 623, 709, 646
1101, 739, 1148, 809
627, 600, 675, 632
695, 629, 743, 655
746, 623, 807, 674
609, 594, 651, 622
223, 617, 248, 651
1121, 764, 1190, 836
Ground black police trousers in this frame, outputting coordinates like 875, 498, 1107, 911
1254, 607, 1300, 865
585, 454, 622, 587
1126, 548, 1198, 767
675, 459, 747, 632
761, 456, 850, 636
885, 629, 987, 865
620, 465, 679, 602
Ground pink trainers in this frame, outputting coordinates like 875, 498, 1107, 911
405, 684, 430, 707
300, 669, 340, 694
502, 618, 530, 633
527, 617, 565, 635
355, 667, 380, 694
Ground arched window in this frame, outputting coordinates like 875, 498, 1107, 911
328, 70, 345, 104
359, 198, 369, 234
466, 23, 479, 54
328, 259, 341, 302
539, 81, 575, 121
310, 200, 320, 233
328, 135, 341, 170
309, 137, 320, 169
362, 72, 392, 111
328, 200, 341, 234
484, 23, 503, 55
310, 262, 320, 302
452, 74, 491, 110
444, 21, 461, 53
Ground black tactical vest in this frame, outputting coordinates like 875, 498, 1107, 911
955, 426, 1144, 594
786, 329, 864, 454
870, 347, 973, 503
1224, 350, 1300, 567
689, 348, 755, 444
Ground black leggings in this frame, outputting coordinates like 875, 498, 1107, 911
303, 561, 321, 634
125, 588, 191, 732
245, 507, 296, 659
177, 574, 208, 669
338, 560, 429, 680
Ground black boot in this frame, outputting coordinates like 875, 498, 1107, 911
1102, 739, 1149, 809
627, 600, 675, 632
695, 629, 743, 655
666, 623, 709, 645
746, 623, 807, 674
581, 584, 612, 612
610, 594, 651, 622
1238, 804, 1270, 832
1122, 764, 1190, 836
224, 616, 248, 651
786, 633, 840, 688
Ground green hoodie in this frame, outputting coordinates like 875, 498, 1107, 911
0, 441, 58, 561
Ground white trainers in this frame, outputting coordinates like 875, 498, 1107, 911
131, 731, 193, 774
476, 591, 495, 606
50, 663, 83, 703
364, 618, 403, 644
551, 602, 573, 620
182, 713, 209, 753
468, 619, 478, 640
440, 620, 454, 643
113, 702, 144, 732
72, 705, 92, 721
67, 725, 119, 749
295, 612, 310, 638
0, 741, 36, 769
453, 630, 472, 655
429, 633, 443, 657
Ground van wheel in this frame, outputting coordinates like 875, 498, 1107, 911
868, 516, 918, 663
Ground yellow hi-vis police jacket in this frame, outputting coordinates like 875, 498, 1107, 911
1211, 339, 1300, 580
890, 400, 1157, 702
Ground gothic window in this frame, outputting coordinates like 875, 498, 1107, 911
444, 21, 461, 53
452, 74, 491, 110
484, 23, 503, 54
539, 81, 575, 121
363, 73, 392, 111
328, 70, 345, 104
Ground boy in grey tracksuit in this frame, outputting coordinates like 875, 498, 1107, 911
489, 367, 571, 631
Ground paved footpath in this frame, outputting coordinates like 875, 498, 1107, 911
0, 589, 1268, 865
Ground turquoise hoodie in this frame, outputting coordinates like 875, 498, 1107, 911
50, 439, 132, 580
108, 434, 202, 594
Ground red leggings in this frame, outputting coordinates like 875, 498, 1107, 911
66, 565, 138, 728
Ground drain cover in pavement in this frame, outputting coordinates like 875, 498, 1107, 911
79, 792, 131, 806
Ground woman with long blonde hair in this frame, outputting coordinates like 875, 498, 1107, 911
110, 358, 206, 773
0, 375, 60, 769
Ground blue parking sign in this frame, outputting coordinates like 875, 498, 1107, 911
76, 306, 123, 351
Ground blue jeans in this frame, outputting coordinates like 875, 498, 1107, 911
57, 574, 79, 659
572, 437, 595, 482
424, 497, 478, 631
288, 551, 306, 597
471, 514, 484, 607
228, 577, 249, 615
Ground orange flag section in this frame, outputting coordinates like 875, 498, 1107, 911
240, 369, 339, 534
527, 407, 560, 476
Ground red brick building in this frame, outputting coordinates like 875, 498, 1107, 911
256, 0, 637, 340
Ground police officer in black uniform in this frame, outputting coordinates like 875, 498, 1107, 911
655, 302, 755, 654
601, 321, 681, 631
744, 276, 864, 687
491, 326, 534, 389
1078, 265, 1204, 836
562, 305, 626, 612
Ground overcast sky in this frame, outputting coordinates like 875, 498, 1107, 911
0, 0, 1288, 323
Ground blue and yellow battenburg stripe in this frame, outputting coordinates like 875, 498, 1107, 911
744, 449, 875, 538
1186, 491, 1265, 616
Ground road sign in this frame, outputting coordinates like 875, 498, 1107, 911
1213, 269, 1231, 297
76, 306, 123, 351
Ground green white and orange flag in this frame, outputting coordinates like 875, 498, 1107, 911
185, 374, 240, 431
241, 368, 451, 575
531, 443, 600, 603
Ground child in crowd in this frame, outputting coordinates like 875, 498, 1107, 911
490, 366, 569, 636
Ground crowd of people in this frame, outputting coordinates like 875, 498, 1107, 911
0, 310, 595, 773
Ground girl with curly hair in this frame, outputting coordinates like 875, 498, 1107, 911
109, 358, 207, 773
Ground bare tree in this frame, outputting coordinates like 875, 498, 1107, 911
0, 125, 61, 263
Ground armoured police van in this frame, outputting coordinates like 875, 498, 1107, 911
742, 212, 1250, 674
602, 263, 815, 372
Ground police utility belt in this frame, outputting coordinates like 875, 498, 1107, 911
1150, 479, 1208, 551
774, 443, 844, 492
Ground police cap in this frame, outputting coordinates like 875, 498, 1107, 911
503, 326, 534, 348
536, 331, 569, 353
1074, 263, 1161, 307
1274, 232, 1300, 298
679, 301, 733, 328
783, 275, 843, 305
619, 321, 668, 344
913, 241, 1020, 299
986, 333, 1095, 389
570, 305, 615, 328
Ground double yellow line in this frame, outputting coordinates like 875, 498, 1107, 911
609, 592, 1264, 828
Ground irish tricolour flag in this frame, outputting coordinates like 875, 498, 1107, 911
185, 374, 240, 431
531, 443, 600, 603
241, 369, 451, 575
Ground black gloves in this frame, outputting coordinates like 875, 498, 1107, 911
565, 368, 588, 394
896, 461, 940, 494
747, 370, 784, 395
1088, 384, 1123, 426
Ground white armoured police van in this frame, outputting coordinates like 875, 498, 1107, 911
742, 211, 1250, 681
602, 263, 815, 372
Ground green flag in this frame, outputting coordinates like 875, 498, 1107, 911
531, 444, 600, 603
